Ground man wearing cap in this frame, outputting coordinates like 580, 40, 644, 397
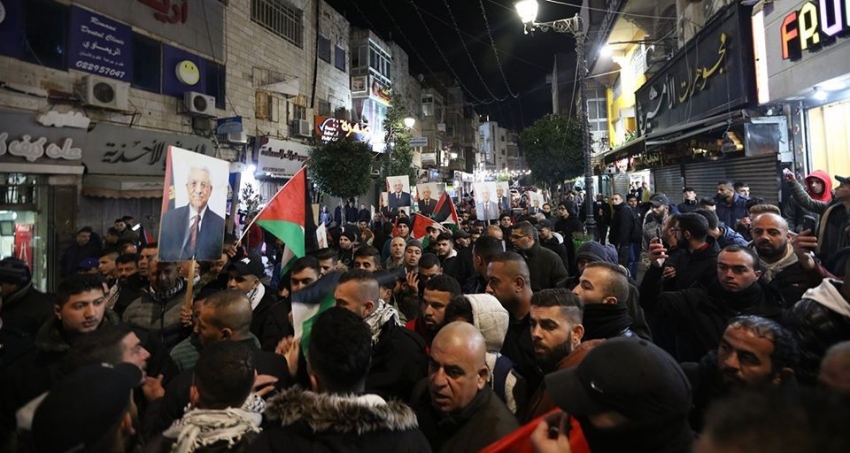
679, 187, 699, 213
682, 316, 797, 431
32, 363, 143, 452
532, 337, 694, 453
537, 219, 569, 270
122, 261, 190, 349
453, 229, 471, 250
411, 322, 518, 452
643, 193, 673, 251
0, 258, 55, 337
59, 226, 102, 278
226, 254, 278, 342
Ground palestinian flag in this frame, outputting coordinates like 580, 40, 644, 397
432, 191, 460, 226
254, 167, 318, 276
291, 270, 341, 358
410, 213, 442, 240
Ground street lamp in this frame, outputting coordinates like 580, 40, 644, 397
403, 117, 416, 129
515, 0, 596, 239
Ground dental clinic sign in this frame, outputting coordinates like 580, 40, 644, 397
781, 0, 850, 60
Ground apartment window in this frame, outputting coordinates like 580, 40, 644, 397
205, 62, 227, 110
318, 35, 330, 63
422, 95, 434, 117
292, 104, 306, 121
251, 0, 303, 48
23, 0, 68, 70
334, 45, 346, 72
318, 99, 331, 116
132, 33, 161, 93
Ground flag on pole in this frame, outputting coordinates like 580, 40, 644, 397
291, 270, 341, 357
431, 191, 460, 225
254, 167, 318, 276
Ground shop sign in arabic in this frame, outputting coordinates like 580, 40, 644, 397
68, 6, 133, 82
0, 132, 82, 162
314, 116, 372, 144
84, 122, 215, 175
636, 4, 754, 135
256, 137, 310, 178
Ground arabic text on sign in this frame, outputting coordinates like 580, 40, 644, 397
0, 132, 83, 162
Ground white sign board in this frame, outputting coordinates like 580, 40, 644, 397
256, 137, 311, 178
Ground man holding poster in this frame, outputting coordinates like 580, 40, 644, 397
159, 148, 227, 261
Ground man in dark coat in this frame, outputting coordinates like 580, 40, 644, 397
225, 255, 278, 342
509, 221, 569, 291
250, 307, 430, 453
159, 167, 225, 261
333, 270, 427, 401
411, 322, 518, 452
608, 193, 637, 272
0, 258, 55, 337
640, 244, 784, 361
59, 227, 101, 278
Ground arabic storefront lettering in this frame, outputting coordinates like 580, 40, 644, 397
0, 132, 83, 162
781, 0, 850, 61
138, 0, 188, 25
68, 6, 133, 82
314, 116, 372, 144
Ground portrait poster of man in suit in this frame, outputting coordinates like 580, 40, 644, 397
495, 181, 511, 212
158, 147, 228, 261
386, 176, 412, 212
416, 183, 445, 217
474, 182, 499, 222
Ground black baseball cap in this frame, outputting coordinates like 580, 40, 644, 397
33, 363, 142, 453
535, 219, 554, 230
836, 175, 850, 184
545, 338, 691, 421
228, 254, 265, 278
0, 257, 31, 285
682, 187, 695, 192
650, 193, 670, 207
453, 229, 471, 240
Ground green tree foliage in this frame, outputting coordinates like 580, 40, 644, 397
308, 139, 373, 199
381, 92, 417, 181
519, 115, 584, 188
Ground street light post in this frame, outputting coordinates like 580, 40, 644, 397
515, 0, 596, 240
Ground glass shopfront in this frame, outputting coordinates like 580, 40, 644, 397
0, 173, 51, 291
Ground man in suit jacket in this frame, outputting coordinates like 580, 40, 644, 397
418, 186, 436, 216
476, 186, 499, 222
159, 167, 225, 261
388, 179, 412, 211
496, 186, 510, 213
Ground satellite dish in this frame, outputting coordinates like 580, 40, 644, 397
417, 74, 424, 82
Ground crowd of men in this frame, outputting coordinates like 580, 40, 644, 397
1, 170, 849, 452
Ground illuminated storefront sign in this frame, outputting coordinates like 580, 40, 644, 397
781, 0, 850, 60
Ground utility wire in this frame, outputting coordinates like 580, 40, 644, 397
405, 0, 507, 103
477, 0, 520, 98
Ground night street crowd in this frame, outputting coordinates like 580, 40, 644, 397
1, 169, 850, 452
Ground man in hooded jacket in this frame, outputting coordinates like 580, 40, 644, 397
784, 169, 833, 233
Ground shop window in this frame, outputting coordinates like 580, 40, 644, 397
334, 45, 346, 72
22, 0, 68, 70
132, 33, 161, 93
809, 101, 850, 184
318, 35, 331, 63
205, 62, 227, 110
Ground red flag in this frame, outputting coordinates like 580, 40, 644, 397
432, 191, 459, 225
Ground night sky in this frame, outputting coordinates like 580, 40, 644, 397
324, 0, 581, 131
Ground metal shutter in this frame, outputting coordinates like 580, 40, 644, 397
652, 165, 683, 200
683, 155, 780, 205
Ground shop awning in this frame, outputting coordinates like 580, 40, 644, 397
601, 137, 646, 164
644, 111, 746, 148
82, 175, 164, 198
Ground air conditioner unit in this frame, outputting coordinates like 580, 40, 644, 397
296, 119, 312, 137
183, 91, 216, 117
82, 75, 129, 111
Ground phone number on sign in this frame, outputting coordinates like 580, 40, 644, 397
75, 61, 125, 79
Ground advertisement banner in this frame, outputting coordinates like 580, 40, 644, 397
256, 137, 311, 178
68, 6, 134, 82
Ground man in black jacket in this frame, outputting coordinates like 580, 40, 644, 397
510, 221, 569, 291
608, 193, 636, 272
640, 244, 784, 361
0, 258, 54, 337
536, 219, 569, 270
226, 254, 278, 343
661, 213, 718, 291
333, 269, 427, 402
572, 262, 639, 340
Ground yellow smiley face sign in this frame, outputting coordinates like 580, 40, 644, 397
176, 60, 200, 85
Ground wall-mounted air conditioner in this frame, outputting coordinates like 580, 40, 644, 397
183, 91, 216, 117
82, 75, 129, 111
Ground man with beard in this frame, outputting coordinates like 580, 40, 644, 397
137, 242, 158, 284
640, 244, 784, 361
656, 213, 718, 291
715, 181, 749, 229
109, 254, 146, 318
572, 262, 639, 340
681, 316, 798, 431
406, 275, 462, 350
522, 288, 601, 423
751, 212, 825, 304
510, 221, 569, 291
122, 261, 189, 349
532, 338, 694, 453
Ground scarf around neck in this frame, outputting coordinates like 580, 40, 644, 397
364, 299, 400, 345
150, 279, 185, 303
581, 303, 633, 341
163, 407, 262, 453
